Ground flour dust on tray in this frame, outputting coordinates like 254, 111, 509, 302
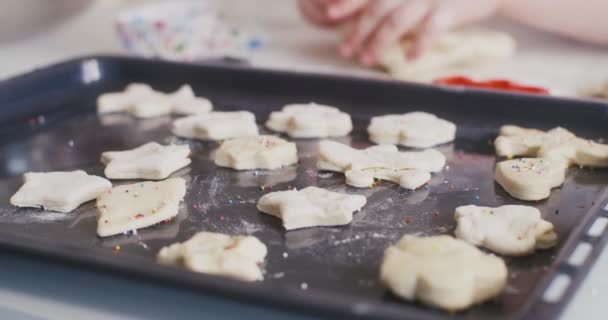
454, 205, 557, 256
265, 103, 353, 138
317, 140, 445, 189
214, 135, 298, 170
101, 142, 191, 180
96, 178, 186, 237
97, 83, 212, 118
10, 171, 111, 213
368, 112, 456, 148
157, 231, 267, 282
257, 186, 366, 230
172, 111, 259, 141
380, 235, 507, 311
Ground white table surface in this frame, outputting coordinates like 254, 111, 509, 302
0, 1, 606, 319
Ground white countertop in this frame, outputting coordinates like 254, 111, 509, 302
0, 1, 606, 319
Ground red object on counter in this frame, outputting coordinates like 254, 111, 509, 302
433, 76, 549, 95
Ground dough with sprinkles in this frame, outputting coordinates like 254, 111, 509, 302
317, 140, 445, 189
97, 83, 212, 118
172, 111, 259, 141
495, 125, 608, 167
495, 158, 567, 201
158, 232, 267, 282
97, 178, 186, 237
10, 171, 111, 213
101, 142, 191, 180
214, 135, 298, 170
455, 204, 557, 256
257, 186, 366, 230
368, 112, 456, 148
380, 235, 507, 311
265, 103, 353, 138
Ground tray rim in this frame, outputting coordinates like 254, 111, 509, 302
0, 54, 607, 320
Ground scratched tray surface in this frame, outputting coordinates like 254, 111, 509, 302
0, 57, 607, 320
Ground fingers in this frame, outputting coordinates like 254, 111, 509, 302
407, 7, 451, 59
326, 0, 368, 20
298, 0, 332, 26
298, 0, 368, 26
361, 0, 431, 65
340, 0, 402, 58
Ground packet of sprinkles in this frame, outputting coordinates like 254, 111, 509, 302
115, 1, 264, 62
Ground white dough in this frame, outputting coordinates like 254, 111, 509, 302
10, 171, 112, 213
495, 158, 567, 201
214, 135, 298, 170
379, 30, 515, 80
97, 83, 212, 118
265, 103, 353, 138
101, 142, 191, 180
256, 186, 366, 230
380, 235, 507, 311
97, 178, 186, 237
368, 112, 456, 148
158, 232, 267, 282
317, 140, 445, 189
455, 205, 557, 256
495, 125, 608, 167
172, 111, 259, 141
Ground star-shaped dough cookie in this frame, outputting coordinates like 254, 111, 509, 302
97, 178, 186, 237
495, 125, 608, 167
265, 103, 353, 138
495, 158, 567, 201
214, 135, 298, 170
10, 171, 112, 212
257, 186, 366, 230
172, 111, 259, 141
317, 140, 445, 189
368, 112, 457, 148
380, 235, 507, 311
157, 232, 267, 282
97, 83, 212, 118
101, 142, 191, 180
455, 205, 557, 256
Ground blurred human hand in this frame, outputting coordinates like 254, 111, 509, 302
298, 0, 503, 66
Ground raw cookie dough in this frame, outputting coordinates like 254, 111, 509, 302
97, 178, 186, 237
256, 186, 366, 230
172, 111, 259, 141
368, 112, 456, 148
97, 83, 212, 118
379, 30, 515, 81
10, 171, 112, 213
578, 79, 608, 99
158, 232, 267, 282
455, 205, 557, 256
101, 142, 191, 180
214, 135, 298, 170
380, 235, 507, 311
265, 103, 353, 138
317, 140, 445, 189
495, 158, 567, 201
495, 125, 608, 167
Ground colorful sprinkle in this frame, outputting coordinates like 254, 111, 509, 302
113, 245, 121, 254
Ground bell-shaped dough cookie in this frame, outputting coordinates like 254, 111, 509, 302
172, 111, 259, 141
158, 232, 267, 282
97, 83, 212, 118
455, 205, 557, 256
265, 103, 353, 138
317, 140, 445, 189
368, 112, 456, 148
214, 135, 298, 170
495, 125, 608, 167
10, 171, 112, 213
256, 186, 366, 230
97, 178, 186, 237
380, 235, 507, 312
101, 142, 191, 180
495, 158, 567, 201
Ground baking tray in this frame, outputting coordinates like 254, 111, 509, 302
0, 56, 607, 320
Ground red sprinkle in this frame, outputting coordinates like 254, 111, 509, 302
404, 218, 411, 224
433, 210, 440, 217
220, 216, 225, 221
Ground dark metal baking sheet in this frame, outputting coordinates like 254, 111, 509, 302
0, 56, 607, 320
